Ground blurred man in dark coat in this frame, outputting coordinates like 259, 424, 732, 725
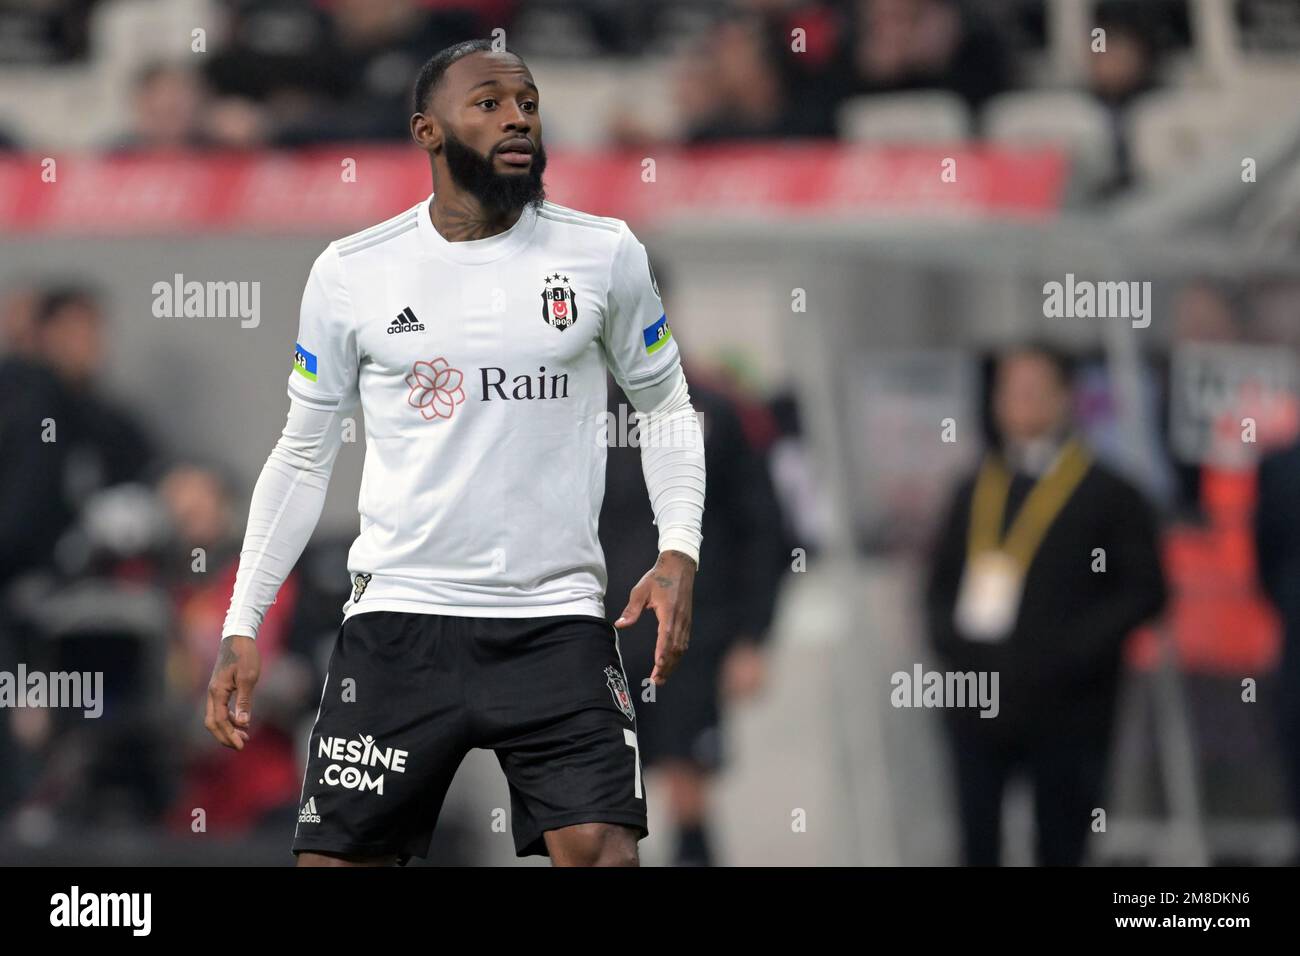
0, 285, 157, 589
0, 284, 158, 819
926, 343, 1167, 865
1255, 438, 1300, 852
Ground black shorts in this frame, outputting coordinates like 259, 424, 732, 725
290, 611, 647, 861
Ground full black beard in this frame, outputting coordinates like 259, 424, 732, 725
441, 127, 547, 217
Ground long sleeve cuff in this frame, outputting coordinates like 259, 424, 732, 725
624, 365, 706, 571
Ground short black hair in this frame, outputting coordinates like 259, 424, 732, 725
411, 39, 523, 115
998, 340, 1076, 388
34, 284, 102, 326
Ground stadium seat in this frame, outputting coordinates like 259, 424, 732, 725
89, 0, 217, 76
983, 90, 1117, 197
1126, 86, 1300, 183
0, 68, 85, 148
0, 0, 217, 149
836, 92, 971, 145
527, 57, 677, 147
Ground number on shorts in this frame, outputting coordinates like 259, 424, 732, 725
623, 728, 642, 799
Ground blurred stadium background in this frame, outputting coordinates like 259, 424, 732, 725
2, 0, 1300, 866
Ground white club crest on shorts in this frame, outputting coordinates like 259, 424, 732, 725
541, 273, 578, 331
605, 665, 635, 721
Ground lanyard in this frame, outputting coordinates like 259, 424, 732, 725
966, 438, 1092, 571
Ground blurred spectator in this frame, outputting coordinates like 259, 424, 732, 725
767, 388, 830, 555
1, 281, 159, 824
1087, 14, 1160, 108
158, 463, 239, 585
615, 1, 1002, 150
202, 0, 337, 124
161, 461, 314, 838
0, 284, 40, 358
206, 0, 485, 146
1255, 436, 1300, 862
665, 3, 851, 145
0, 0, 98, 65
601, 368, 788, 865
0, 285, 157, 590
310, 0, 480, 139
926, 343, 1167, 865
1085, 8, 1162, 194
600, 258, 789, 866
110, 59, 273, 152
680, 13, 796, 144
568, 0, 673, 55
3, 457, 310, 837
1171, 279, 1240, 344
1073, 351, 1178, 512
756, 0, 851, 138
2, 480, 175, 831
1164, 280, 1245, 519
1246, 278, 1300, 354
842, 0, 1013, 117
111, 61, 209, 152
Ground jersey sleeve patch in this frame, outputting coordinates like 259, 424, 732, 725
293, 342, 319, 382
642, 314, 671, 355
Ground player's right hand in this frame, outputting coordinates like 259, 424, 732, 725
205, 634, 261, 751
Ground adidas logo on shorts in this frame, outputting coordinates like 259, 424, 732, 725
388, 307, 425, 334
298, 796, 321, 824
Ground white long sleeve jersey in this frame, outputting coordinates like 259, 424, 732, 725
223, 196, 705, 639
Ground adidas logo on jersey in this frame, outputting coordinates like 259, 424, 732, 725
298, 796, 321, 824
388, 307, 425, 334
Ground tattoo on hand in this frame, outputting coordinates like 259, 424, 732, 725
215, 637, 237, 671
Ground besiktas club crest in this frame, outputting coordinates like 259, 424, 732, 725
541, 273, 578, 331
604, 665, 635, 722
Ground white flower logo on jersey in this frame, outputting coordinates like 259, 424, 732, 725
406, 357, 466, 422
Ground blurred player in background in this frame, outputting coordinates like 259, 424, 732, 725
926, 343, 1167, 865
601, 260, 788, 866
209, 40, 706, 867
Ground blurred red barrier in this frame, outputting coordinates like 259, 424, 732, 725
0, 142, 1067, 234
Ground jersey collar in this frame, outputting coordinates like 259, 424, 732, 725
416, 192, 539, 265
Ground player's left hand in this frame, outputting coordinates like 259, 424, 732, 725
616, 550, 696, 686
721, 638, 767, 701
